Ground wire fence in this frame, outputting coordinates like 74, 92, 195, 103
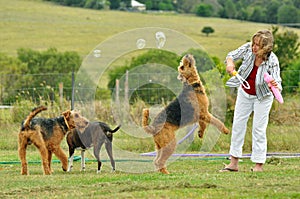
0, 70, 299, 106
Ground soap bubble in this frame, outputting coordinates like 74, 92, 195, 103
93, 49, 101, 58
136, 38, 146, 49
155, 31, 166, 49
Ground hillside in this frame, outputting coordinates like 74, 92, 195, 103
1, 0, 300, 60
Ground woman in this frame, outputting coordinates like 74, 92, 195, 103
221, 30, 282, 172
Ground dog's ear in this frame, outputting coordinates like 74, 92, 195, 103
62, 110, 71, 120
183, 54, 191, 67
186, 54, 195, 67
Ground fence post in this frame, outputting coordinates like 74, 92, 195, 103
115, 79, 119, 104
125, 70, 129, 105
59, 82, 63, 110
124, 70, 130, 114
71, 70, 75, 110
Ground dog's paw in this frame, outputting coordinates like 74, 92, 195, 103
158, 168, 170, 174
198, 130, 205, 138
143, 108, 149, 115
223, 127, 230, 135
67, 166, 73, 172
80, 167, 86, 172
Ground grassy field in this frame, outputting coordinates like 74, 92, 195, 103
1, 0, 300, 60
0, 156, 300, 198
0, 107, 299, 198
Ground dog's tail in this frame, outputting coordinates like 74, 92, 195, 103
98, 122, 121, 134
110, 125, 121, 133
22, 106, 47, 130
142, 108, 156, 135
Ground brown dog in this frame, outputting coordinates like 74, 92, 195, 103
18, 106, 89, 175
142, 54, 230, 174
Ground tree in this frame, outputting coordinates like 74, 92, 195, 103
249, 6, 267, 23
109, 0, 120, 9
224, 0, 236, 18
176, 0, 202, 13
196, 3, 214, 17
277, 4, 298, 23
201, 26, 215, 37
144, 0, 153, 10
265, 0, 281, 23
108, 49, 179, 89
182, 48, 215, 72
17, 48, 81, 74
158, 0, 175, 11
8, 48, 83, 104
107, 49, 180, 104
236, 8, 248, 21
0, 54, 28, 104
272, 26, 300, 70
282, 60, 300, 93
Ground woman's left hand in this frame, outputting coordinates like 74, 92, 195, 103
269, 79, 278, 89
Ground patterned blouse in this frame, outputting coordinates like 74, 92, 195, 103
225, 42, 282, 101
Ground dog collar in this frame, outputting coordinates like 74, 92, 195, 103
63, 115, 71, 130
191, 82, 205, 94
192, 82, 201, 88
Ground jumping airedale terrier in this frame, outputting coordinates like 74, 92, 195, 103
18, 106, 89, 175
142, 54, 230, 174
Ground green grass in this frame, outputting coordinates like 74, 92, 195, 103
0, 157, 299, 198
1, 109, 299, 198
2, 0, 300, 60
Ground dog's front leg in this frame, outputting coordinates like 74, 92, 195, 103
67, 154, 74, 172
81, 150, 86, 171
52, 147, 68, 172
198, 119, 207, 138
208, 114, 230, 135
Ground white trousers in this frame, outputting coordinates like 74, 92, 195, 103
230, 87, 273, 164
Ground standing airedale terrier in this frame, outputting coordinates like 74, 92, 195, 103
18, 106, 89, 175
142, 54, 230, 174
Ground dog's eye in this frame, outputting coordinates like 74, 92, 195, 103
75, 114, 79, 118
180, 65, 184, 70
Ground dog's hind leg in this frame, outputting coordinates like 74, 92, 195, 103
93, 141, 104, 173
81, 150, 86, 171
153, 148, 162, 171
27, 132, 51, 175
18, 134, 29, 175
105, 141, 115, 172
154, 138, 176, 174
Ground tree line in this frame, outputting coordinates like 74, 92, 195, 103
0, 26, 299, 105
44, 0, 300, 25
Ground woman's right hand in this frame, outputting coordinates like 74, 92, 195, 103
226, 58, 235, 74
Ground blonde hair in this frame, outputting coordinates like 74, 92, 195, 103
251, 30, 274, 60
